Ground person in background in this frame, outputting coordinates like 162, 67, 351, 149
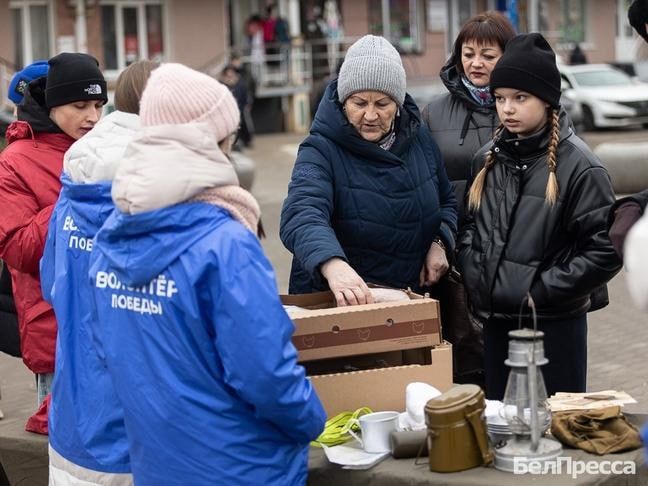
611, 0, 648, 302
0, 62, 49, 422
607, 190, 648, 258
628, 0, 648, 43
263, 3, 279, 67
421, 11, 515, 386
0, 53, 107, 434
0, 260, 19, 359
622, 195, 648, 467
41, 60, 158, 485
88, 63, 325, 485
280, 35, 457, 306
568, 43, 588, 65
0, 259, 18, 420
607, 0, 648, 261
230, 52, 256, 148
220, 65, 251, 152
310, 58, 343, 119
625, 210, 648, 310
246, 14, 266, 93
7, 60, 49, 116
0, 61, 50, 361
458, 34, 622, 399
422, 11, 515, 220
0, 63, 49, 363
625, 0, 648, 462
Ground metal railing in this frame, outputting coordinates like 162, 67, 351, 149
222, 36, 360, 98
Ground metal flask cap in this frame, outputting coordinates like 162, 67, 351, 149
504, 328, 549, 367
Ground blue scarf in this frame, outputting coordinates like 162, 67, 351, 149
461, 76, 493, 106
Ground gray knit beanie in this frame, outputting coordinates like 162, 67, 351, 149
337, 35, 406, 106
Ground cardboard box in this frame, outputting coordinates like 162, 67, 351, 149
302, 350, 406, 376
281, 290, 441, 362
302, 347, 433, 376
310, 343, 453, 417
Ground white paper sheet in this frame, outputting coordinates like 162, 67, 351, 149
322, 442, 390, 470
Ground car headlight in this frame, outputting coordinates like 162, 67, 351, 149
594, 100, 637, 115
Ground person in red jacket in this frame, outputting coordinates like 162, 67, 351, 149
0, 53, 107, 434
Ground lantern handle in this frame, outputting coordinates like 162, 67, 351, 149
519, 293, 542, 450
517, 293, 538, 331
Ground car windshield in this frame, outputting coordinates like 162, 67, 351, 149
572, 69, 632, 87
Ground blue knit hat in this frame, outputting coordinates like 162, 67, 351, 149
8, 60, 49, 104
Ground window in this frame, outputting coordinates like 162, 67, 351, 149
368, 0, 425, 54
559, 0, 586, 43
101, 1, 166, 71
9, 0, 52, 68
445, 0, 475, 53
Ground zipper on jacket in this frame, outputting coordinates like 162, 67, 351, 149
458, 109, 473, 146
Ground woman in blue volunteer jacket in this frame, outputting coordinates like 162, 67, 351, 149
88, 63, 325, 486
41, 60, 157, 484
280, 35, 457, 307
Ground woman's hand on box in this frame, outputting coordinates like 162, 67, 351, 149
420, 241, 449, 287
320, 258, 374, 307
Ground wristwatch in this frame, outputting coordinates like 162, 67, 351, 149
433, 237, 446, 252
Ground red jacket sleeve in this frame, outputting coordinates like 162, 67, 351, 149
0, 158, 54, 274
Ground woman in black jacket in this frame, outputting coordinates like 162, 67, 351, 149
422, 11, 515, 220
458, 34, 622, 399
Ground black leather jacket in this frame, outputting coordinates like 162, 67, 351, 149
457, 110, 622, 321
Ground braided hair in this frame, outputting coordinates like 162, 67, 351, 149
468, 125, 503, 211
468, 108, 561, 211
545, 108, 560, 205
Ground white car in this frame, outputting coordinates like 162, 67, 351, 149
559, 63, 648, 130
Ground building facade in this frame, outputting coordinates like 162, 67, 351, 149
0, 0, 641, 131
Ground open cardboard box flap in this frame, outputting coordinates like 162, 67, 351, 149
281, 289, 442, 362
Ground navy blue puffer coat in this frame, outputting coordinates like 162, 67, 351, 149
280, 80, 457, 294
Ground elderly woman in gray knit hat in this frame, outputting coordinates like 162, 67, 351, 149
281, 35, 457, 306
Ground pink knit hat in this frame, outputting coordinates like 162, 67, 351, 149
140, 63, 240, 143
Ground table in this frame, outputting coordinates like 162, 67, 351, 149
308, 443, 647, 485
0, 386, 646, 486
308, 415, 648, 486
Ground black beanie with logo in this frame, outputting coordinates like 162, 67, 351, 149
489, 33, 561, 108
45, 52, 108, 109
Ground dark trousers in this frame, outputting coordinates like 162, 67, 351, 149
0, 310, 20, 358
484, 315, 587, 400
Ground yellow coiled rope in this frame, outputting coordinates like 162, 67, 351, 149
312, 407, 373, 447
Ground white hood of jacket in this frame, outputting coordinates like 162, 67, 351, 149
64, 110, 141, 183
112, 122, 239, 214
625, 212, 648, 311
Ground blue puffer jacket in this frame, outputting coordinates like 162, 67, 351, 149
41, 175, 129, 472
88, 202, 326, 486
40, 110, 140, 473
280, 79, 457, 294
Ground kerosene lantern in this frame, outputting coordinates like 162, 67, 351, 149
494, 299, 562, 472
